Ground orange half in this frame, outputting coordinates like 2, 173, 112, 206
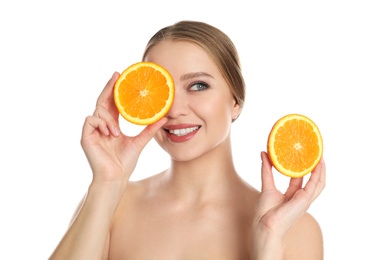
114, 62, 174, 125
267, 114, 323, 178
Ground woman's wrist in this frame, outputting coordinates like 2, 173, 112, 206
91, 169, 130, 193
88, 180, 126, 217
252, 227, 285, 260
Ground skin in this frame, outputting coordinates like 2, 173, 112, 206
50, 40, 326, 260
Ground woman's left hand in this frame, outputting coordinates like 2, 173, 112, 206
252, 151, 326, 258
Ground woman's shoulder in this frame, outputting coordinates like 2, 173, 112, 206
284, 212, 324, 259
122, 171, 166, 201
112, 172, 165, 222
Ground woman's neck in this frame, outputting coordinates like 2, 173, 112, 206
161, 137, 242, 204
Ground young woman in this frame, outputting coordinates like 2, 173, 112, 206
50, 21, 326, 259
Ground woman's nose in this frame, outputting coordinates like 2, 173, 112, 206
166, 88, 188, 119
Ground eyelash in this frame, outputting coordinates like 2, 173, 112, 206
189, 82, 210, 91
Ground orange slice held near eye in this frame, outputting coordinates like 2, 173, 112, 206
267, 114, 323, 178
114, 62, 175, 125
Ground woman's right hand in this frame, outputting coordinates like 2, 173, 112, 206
81, 72, 167, 186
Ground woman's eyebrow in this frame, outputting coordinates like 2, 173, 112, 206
180, 72, 214, 81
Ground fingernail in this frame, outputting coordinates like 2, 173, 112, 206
114, 127, 120, 137
260, 151, 265, 160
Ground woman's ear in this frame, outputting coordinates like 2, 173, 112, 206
232, 102, 241, 121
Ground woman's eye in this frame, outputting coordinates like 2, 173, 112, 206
189, 82, 209, 91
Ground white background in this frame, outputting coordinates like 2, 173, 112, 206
1, 0, 382, 259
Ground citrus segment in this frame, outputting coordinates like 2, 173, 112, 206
267, 114, 323, 178
114, 62, 174, 125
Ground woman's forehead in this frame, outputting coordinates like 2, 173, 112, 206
144, 40, 220, 77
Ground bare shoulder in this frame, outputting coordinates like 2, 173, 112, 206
115, 172, 165, 208
127, 172, 164, 194
284, 213, 324, 260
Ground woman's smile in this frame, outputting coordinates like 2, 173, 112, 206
164, 124, 201, 142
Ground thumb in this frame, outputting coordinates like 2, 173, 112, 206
133, 117, 168, 151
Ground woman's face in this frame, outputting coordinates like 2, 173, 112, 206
144, 40, 240, 161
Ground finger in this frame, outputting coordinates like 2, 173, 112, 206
96, 72, 120, 121
311, 157, 326, 203
285, 159, 325, 213
133, 117, 168, 151
93, 106, 120, 137
285, 176, 304, 200
82, 116, 110, 138
261, 151, 277, 191
96, 72, 120, 107
302, 159, 323, 198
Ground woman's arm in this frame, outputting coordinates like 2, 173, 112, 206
50, 73, 167, 259
50, 182, 121, 259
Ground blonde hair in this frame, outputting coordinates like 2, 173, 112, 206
142, 21, 245, 116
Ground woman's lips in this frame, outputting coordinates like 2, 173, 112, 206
164, 124, 201, 142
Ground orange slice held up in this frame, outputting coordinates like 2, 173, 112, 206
267, 114, 323, 178
114, 62, 175, 125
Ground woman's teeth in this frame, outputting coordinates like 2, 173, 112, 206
169, 126, 200, 136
